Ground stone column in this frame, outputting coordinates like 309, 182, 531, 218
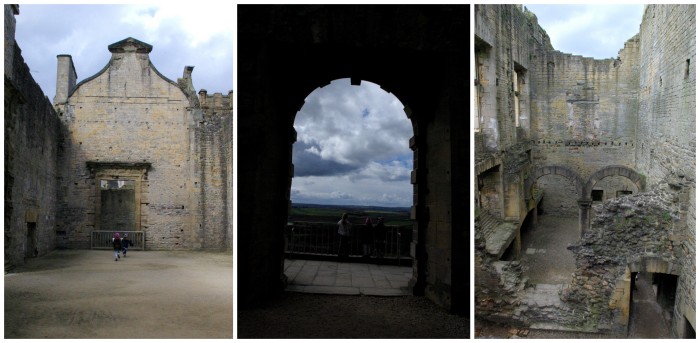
577, 199, 592, 237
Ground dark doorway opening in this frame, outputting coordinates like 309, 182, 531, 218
684, 316, 696, 338
628, 271, 675, 338
100, 179, 136, 231
25, 222, 37, 259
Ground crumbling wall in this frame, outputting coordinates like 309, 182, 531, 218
475, 4, 695, 336
634, 4, 696, 337
530, 36, 641, 210
194, 91, 233, 251
563, 181, 685, 333
55, 38, 232, 251
474, 223, 527, 324
4, 4, 61, 269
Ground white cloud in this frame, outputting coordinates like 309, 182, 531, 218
291, 78, 414, 207
121, 5, 233, 48
525, 4, 645, 59
13, 4, 232, 100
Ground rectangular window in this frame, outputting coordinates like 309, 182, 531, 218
591, 189, 604, 202
474, 54, 481, 131
513, 69, 519, 127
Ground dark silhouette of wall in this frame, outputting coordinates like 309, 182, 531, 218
238, 5, 470, 314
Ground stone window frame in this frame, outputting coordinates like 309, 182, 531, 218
86, 162, 150, 231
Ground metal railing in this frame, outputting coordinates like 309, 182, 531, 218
285, 222, 412, 259
91, 231, 145, 250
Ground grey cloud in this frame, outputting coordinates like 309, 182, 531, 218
293, 142, 358, 177
13, 5, 232, 100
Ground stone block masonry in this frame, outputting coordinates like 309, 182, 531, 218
475, 4, 695, 337
4, 4, 62, 269
3, 9, 233, 263
53, 37, 233, 251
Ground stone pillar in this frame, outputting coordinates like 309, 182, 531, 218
577, 199, 592, 237
54, 54, 77, 105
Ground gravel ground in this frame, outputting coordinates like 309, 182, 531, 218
237, 292, 469, 338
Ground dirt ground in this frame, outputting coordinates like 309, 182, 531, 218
5, 249, 232, 339
237, 292, 469, 338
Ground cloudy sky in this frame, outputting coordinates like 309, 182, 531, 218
523, 4, 645, 59
291, 79, 414, 208
13, 4, 233, 101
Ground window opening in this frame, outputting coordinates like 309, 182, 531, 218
591, 189, 604, 202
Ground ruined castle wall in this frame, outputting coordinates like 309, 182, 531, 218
474, 5, 540, 221
531, 37, 641, 209
56, 49, 199, 250
194, 93, 233, 251
635, 4, 696, 336
4, 4, 61, 268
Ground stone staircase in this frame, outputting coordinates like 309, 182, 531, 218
477, 211, 519, 259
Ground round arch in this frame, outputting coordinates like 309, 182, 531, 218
583, 165, 645, 199
525, 165, 585, 200
609, 256, 680, 334
237, 5, 470, 315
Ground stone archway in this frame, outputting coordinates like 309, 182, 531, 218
237, 5, 469, 315
526, 165, 586, 235
578, 165, 645, 233
530, 165, 586, 199
583, 165, 646, 199
609, 256, 679, 335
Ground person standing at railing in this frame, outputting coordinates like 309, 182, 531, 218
112, 232, 122, 261
374, 217, 386, 259
337, 213, 352, 261
361, 217, 374, 259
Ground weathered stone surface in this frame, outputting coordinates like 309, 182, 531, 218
4, 5, 232, 270
475, 4, 695, 338
4, 4, 61, 269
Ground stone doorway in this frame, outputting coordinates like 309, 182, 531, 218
99, 179, 136, 232
24, 222, 37, 259
628, 271, 674, 338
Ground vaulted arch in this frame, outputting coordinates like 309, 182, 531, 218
583, 165, 645, 199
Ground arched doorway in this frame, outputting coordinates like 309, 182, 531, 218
237, 5, 470, 315
285, 78, 414, 289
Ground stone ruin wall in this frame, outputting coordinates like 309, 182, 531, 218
634, 4, 696, 336
529, 28, 641, 216
4, 5, 233, 265
54, 47, 233, 251
196, 90, 234, 251
4, 4, 62, 269
474, 5, 539, 221
475, 4, 696, 337
54, 45, 200, 250
564, 182, 688, 333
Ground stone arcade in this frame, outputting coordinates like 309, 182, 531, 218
474, 4, 695, 337
4, 5, 233, 270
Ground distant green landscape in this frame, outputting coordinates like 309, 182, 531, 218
289, 203, 411, 226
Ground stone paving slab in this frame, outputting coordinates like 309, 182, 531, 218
284, 259, 411, 296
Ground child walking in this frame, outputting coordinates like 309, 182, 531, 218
112, 232, 122, 261
121, 233, 133, 257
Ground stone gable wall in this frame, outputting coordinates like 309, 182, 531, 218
54, 44, 232, 251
